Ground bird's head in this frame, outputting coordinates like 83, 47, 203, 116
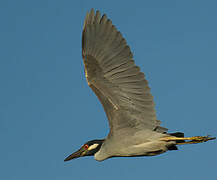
64, 139, 104, 161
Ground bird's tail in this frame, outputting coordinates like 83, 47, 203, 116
168, 132, 185, 143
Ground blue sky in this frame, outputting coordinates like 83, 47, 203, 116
0, 0, 217, 179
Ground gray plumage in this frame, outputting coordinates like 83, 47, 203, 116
64, 9, 215, 162
82, 9, 166, 133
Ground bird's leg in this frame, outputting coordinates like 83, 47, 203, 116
160, 135, 216, 145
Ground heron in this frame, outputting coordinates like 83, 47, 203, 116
64, 9, 215, 162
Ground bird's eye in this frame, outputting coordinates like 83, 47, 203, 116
83, 144, 89, 150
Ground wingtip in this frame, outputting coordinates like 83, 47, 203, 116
83, 8, 95, 30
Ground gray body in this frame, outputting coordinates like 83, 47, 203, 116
82, 9, 175, 161
95, 130, 174, 161
64, 9, 215, 163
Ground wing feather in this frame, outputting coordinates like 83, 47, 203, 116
82, 9, 167, 134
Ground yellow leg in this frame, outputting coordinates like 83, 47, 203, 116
160, 135, 216, 145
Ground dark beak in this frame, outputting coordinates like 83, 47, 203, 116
64, 148, 85, 161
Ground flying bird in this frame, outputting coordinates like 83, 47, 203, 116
64, 9, 215, 162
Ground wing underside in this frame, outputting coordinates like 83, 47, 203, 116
82, 9, 167, 134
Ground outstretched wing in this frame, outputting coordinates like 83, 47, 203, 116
82, 9, 167, 135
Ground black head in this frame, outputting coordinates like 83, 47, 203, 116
64, 139, 104, 161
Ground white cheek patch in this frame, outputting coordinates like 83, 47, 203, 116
88, 144, 99, 151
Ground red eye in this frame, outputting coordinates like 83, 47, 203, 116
83, 144, 89, 149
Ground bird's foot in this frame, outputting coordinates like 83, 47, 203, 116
161, 135, 216, 145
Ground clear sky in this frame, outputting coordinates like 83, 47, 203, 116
0, 0, 217, 180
